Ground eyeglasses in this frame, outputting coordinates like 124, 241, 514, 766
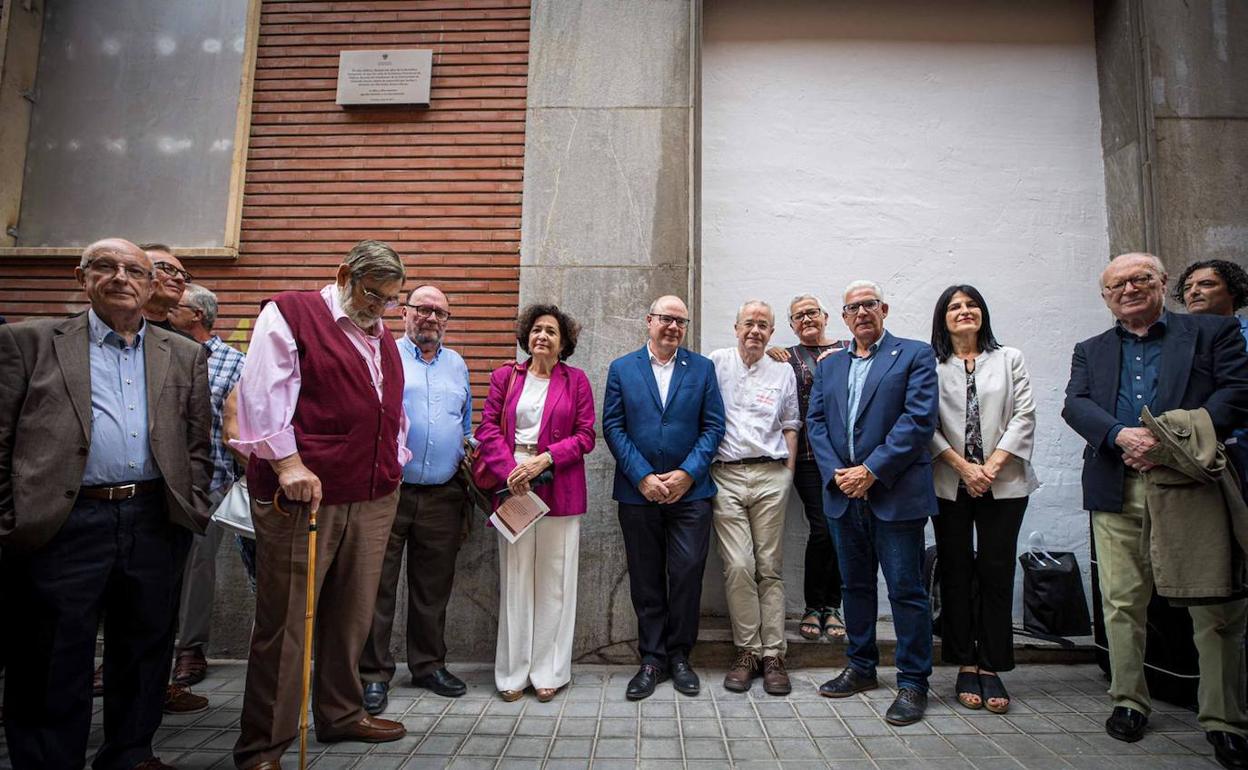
360, 286, 401, 309
649, 314, 690, 329
842, 299, 882, 315
790, 308, 825, 322
1103, 273, 1158, 296
153, 261, 193, 283
85, 259, 152, 282
407, 305, 451, 321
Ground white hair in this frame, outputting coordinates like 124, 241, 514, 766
843, 280, 885, 303
788, 293, 827, 315
735, 299, 774, 324
182, 283, 219, 330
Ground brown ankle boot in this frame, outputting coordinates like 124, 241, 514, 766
762, 656, 791, 696
723, 649, 759, 692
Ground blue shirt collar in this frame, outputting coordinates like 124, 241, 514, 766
402, 335, 443, 364
848, 330, 886, 360
87, 308, 146, 348
1115, 309, 1169, 340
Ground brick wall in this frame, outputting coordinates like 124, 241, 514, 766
0, 0, 529, 403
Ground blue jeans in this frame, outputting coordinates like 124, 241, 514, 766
830, 500, 932, 692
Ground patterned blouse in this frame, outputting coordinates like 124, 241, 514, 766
963, 359, 985, 465
787, 341, 847, 460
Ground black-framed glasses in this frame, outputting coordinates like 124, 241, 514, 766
153, 261, 193, 283
85, 259, 152, 282
408, 305, 451, 321
360, 286, 401, 310
842, 299, 882, 315
649, 314, 690, 329
790, 308, 825, 322
1102, 273, 1157, 296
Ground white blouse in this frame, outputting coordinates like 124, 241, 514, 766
513, 374, 550, 445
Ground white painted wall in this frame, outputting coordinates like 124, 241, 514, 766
700, 0, 1112, 620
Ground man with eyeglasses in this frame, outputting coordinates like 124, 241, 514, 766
1063, 252, 1248, 767
603, 295, 726, 700
139, 243, 194, 338
806, 280, 939, 726
231, 240, 412, 768
359, 284, 473, 715
707, 300, 800, 696
0, 238, 213, 769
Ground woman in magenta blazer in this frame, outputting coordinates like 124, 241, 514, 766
474, 303, 596, 703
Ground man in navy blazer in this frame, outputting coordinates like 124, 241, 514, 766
1063, 252, 1248, 765
603, 295, 726, 701
806, 279, 939, 726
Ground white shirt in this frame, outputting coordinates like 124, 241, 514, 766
709, 347, 801, 462
513, 373, 550, 445
648, 342, 677, 406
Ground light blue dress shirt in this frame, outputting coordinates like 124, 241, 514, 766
400, 338, 472, 485
846, 335, 883, 465
82, 309, 158, 484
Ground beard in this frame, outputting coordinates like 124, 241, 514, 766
413, 328, 443, 347
338, 283, 380, 329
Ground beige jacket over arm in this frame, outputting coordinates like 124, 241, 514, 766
930, 345, 1040, 501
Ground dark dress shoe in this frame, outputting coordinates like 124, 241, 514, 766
172, 646, 207, 686
318, 715, 406, 743
1208, 730, 1248, 769
669, 658, 700, 696
362, 682, 388, 716
818, 666, 878, 698
884, 687, 927, 726
1105, 706, 1148, 743
412, 667, 467, 698
626, 663, 667, 700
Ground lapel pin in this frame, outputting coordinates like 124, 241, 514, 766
681, 360, 687, 366
891, 350, 899, 356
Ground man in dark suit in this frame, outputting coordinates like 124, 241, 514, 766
0, 237, 213, 770
602, 294, 726, 700
806, 279, 939, 726
1063, 252, 1248, 768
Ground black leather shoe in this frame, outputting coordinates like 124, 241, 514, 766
412, 667, 467, 698
1105, 706, 1148, 743
626, 663, 667, 701
1208, 730, 1248, 769
884, 687, 927, 726
669, 658, 700, 696
818, 666, 878, 698
362, 682, 388, 716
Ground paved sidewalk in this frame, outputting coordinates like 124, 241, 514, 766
2, 662, 1218, 769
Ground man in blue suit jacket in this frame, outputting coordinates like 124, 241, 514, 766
603, 295, 726, 701
806, 280, 939, 726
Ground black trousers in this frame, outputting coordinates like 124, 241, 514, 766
792, 459, 842, 609
617, 498, 713, 667
932, 489, 1028, 671
1, 491, 191, 770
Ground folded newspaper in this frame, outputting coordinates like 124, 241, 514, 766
489, 491, 551, 543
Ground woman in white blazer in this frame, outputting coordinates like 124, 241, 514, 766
929, 284, 1039, 716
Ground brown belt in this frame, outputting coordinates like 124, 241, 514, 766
715, 456, 781, 466
515, 443, 540, 454
78, 479, 162, 501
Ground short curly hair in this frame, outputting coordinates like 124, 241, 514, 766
516, 303, 580, 361
1174, 259, 1248, 311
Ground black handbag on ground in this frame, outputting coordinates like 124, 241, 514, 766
1018, 548, 1092, 641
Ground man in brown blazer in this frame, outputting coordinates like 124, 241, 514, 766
0, 237, 213, 770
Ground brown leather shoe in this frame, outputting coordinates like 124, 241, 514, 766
723, 649, 760, 692
317, 716, 406, 743
172, 647, 207, 686
93, 663, 104, 698
132, 758, 176, 770
163, 683, 209, 714
761, 656, 791, 696
241, 762, 282, 770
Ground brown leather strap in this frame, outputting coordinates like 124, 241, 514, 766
78, 479, 162, 501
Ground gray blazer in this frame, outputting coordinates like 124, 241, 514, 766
930, 345, 1039, 500
0, 313, 214, 551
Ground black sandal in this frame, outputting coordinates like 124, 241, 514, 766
799, 608, 822, 640
979, 673, 1010, 714
955, 671, 983, 710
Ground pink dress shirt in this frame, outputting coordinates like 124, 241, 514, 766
230, 284, 411, 465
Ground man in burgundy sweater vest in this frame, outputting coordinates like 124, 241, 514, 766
229, 241, 411, 769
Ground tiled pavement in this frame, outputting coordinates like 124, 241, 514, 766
1, 662, 1219, 769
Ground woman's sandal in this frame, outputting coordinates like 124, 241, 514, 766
822, 607, 847, 641
979, 673, 1010, 714
498, 689, 524, 702
535, 686, 562, 703
799, 608, 823, 640
956, 670, 983, 710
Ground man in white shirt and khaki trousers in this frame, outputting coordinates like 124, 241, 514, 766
709, 300, 801, 695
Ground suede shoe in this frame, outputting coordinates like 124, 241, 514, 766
317, 716, 406, 743
884, 687, 927, 726
723, 649, 760, 692
172, 646, 207, 686
669, 658, 700, 696
625, 663, 667, 700
761, 656, 791, 696
412, 667, 467, 698
818, 666, 878, 698
362, 682, 388, 716
1105, 706, 1148, 743
1209, 730, 1248, 770
163, 683, 209, 715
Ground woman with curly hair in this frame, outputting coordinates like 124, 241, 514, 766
474, 304, 596, 703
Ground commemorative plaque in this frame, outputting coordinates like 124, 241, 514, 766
335, 49, 433, 106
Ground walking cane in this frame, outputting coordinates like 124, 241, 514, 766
277, 494, 317, 770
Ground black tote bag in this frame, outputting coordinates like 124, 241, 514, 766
1018, 549, 1092, 640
